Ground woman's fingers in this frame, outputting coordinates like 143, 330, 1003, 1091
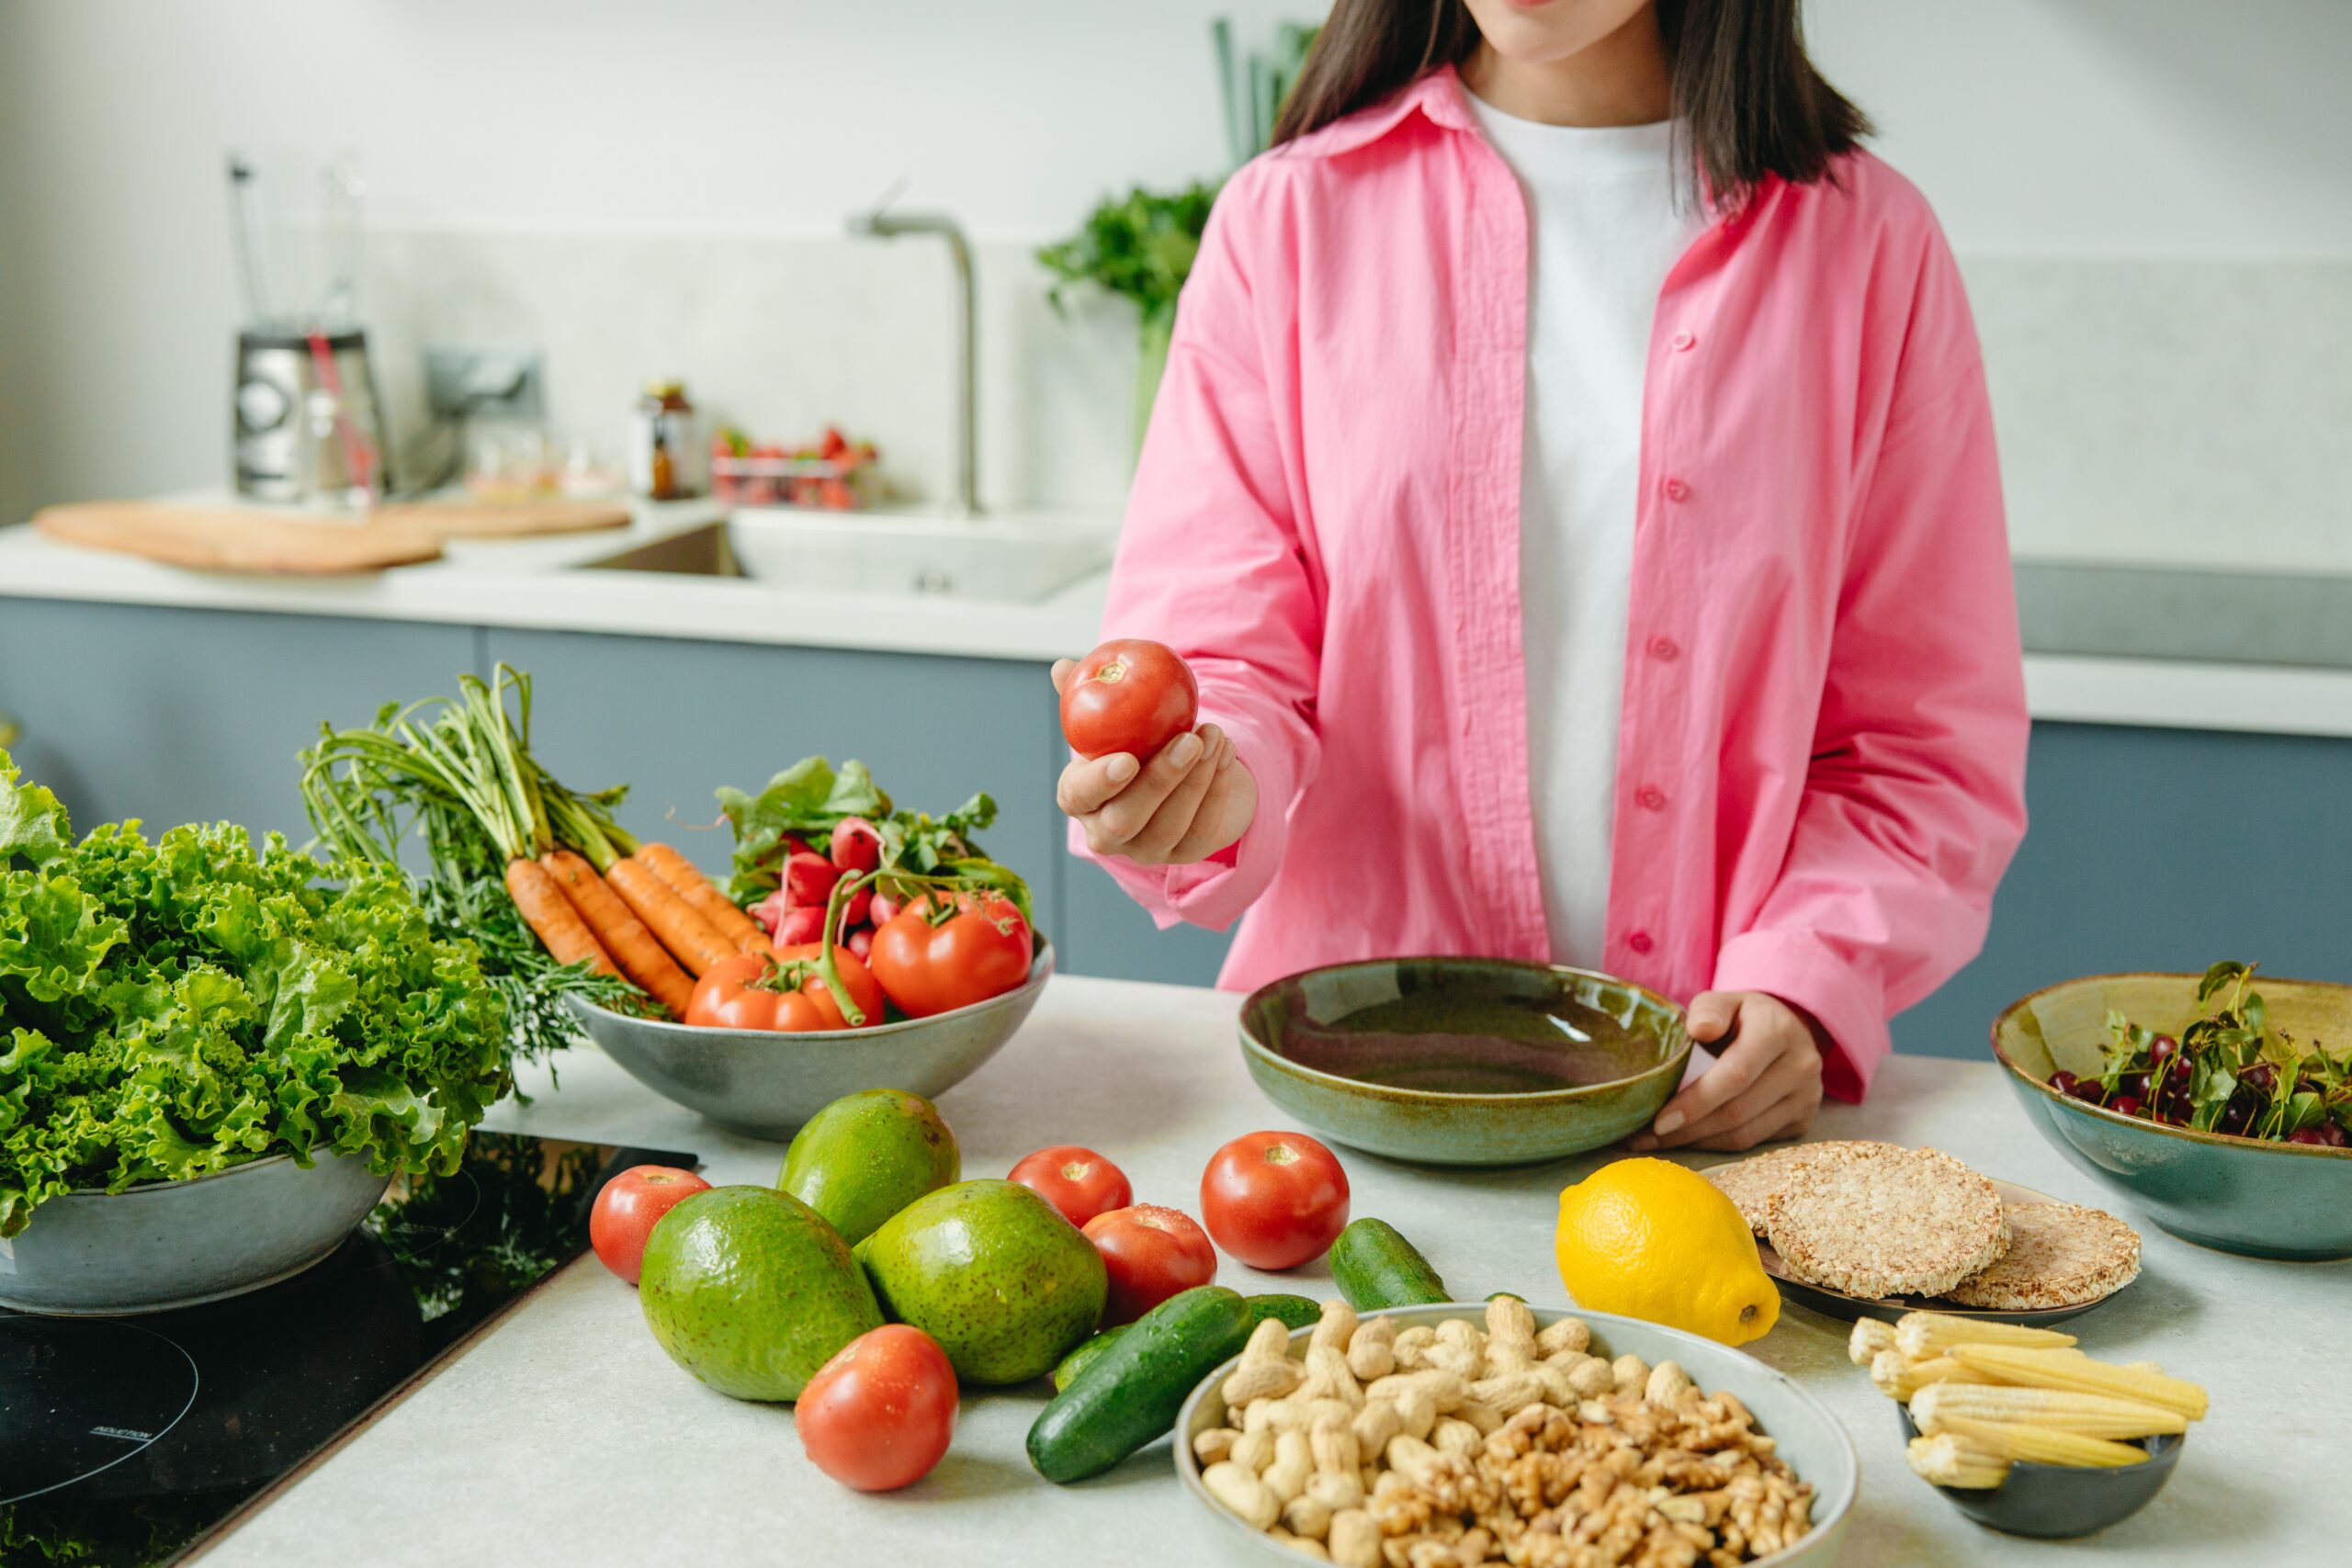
1647, 1047, 1819, 1149
1057, 750, 1142, 816
1168, 741, 1252, 862
1679, 1088, 1820, 1153
1125, 730, 1226, 863
1048, 658, 1078, 695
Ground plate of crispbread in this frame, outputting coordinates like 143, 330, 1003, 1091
1705, 1140, 2142, 1325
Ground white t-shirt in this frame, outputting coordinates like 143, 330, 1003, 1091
1465, 95, 1707, 969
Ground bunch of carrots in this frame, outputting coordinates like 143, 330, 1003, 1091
300, 666, 760, 1021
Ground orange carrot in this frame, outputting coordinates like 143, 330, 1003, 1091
540, 850, 695, 1017
606, 855, 739, 976
504, 859, 618, 977
637, 840, 768, 954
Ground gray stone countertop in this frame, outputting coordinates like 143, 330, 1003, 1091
198, 976, 2343, 1567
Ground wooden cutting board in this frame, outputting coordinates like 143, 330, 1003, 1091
375, 499, 632, 538
35, 502, 444, 576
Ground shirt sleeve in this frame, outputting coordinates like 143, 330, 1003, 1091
1070, 165, 1323, 932
1713, 226, 2030, 1100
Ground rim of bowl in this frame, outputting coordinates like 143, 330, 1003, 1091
1990, 970, 2352, 1160
570, 937, 1055, 1044
55, 1145, 368, 1201
1238, 958, 1691, 1105
1176, 1303, 1857, 1568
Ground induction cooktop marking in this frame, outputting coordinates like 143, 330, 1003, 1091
89, 1426, 155, 1441
0, 1323, 200, 1505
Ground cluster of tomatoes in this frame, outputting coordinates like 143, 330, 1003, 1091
684, 815, 1031, 1032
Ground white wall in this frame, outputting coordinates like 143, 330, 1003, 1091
2, 1, 2348, 553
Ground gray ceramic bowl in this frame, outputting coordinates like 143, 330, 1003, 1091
1238, 959, 1690, 1165
567, 940, 1053, 1141
1177, 1303, 1857, 1567
1993, 972, 2352, 1259
1896, 1404, 2181, 1539
0, 1148, 392, 1315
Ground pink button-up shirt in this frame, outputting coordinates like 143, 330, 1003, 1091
1078, 69, 2029, 1100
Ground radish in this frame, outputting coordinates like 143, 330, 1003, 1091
830, 817, 883, 874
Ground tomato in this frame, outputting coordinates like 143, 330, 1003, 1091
867, 893, 1031, 1019
795, 1324, 958, 1491
1008, 1145, 1133, 1229
588, 1164, 711, 1285
1059, 638, 1199, 761
1199, 1131, 1351, 1270
1082, 1203, 1218, 1325
684, 948, 885, 1032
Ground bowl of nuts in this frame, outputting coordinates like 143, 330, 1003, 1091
1176, 1297, 1857, 1567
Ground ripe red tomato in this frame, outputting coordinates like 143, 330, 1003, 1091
867, 893, 1032, 1019
1008, 1145, 1133, 1228
1060, 638, 1200, 761
685, 948, 885, 1032
795, 1324, 959, 1492
1082, 1203, 1218, 1325
588, 1164, 712, 1285
1199, 1131, 1351, 1270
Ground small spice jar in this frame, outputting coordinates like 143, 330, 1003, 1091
628, 378, 706, 500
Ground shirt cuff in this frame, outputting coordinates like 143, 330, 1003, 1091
1712, 930, 1888, 1102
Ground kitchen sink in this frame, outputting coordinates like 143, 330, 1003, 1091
575, 510, 1115, 604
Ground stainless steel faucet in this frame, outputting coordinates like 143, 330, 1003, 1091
850, 200, 979, 517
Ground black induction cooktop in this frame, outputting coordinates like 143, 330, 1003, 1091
0, 1132, 697, 1567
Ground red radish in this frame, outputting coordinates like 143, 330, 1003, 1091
750, 887, 790, 938
842, 882, 873, 929
846, 926, 874, 960
775, 905, 826, 946
785, 852, 843, 910
870, 891, 903, 927
831, 817, 883, 873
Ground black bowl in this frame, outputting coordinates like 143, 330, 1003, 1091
1895, 1405, 2182, 1539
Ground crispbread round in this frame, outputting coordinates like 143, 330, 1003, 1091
1704, 1142, 1899, 1236
1943, 1200, 2142, 1310
1762, 1145, 2009, 1300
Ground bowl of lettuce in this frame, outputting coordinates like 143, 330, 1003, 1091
0, 749, 509, 1314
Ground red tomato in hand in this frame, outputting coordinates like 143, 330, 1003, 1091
867, 893, 1031, 1019
795, 1324, 959, 1492
1008, 1145, 1133, 1228
1199, 1131, 1351, 1270
589, 1164, 712, 1285
1083, 1203, 1218, 1325
684, 948, 885, 1031
1060, 638, 1199, 761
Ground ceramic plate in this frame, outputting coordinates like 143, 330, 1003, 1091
1758, 1178, 2138, 1326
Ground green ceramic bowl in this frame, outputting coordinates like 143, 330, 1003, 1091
1992, 971, 2352, 1260
1238, 958, 1690, 1166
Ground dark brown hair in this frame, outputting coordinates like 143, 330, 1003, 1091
1272, 1, 1870, 206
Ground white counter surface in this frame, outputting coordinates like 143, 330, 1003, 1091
198, 975, 2343, 1568
5, 507, 2349, 736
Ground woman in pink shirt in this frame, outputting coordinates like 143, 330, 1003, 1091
1054, 0, 2029, 1151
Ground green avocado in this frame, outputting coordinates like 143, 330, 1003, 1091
778, 1088, 961, 1247
861, 1179, 1107, 1385
639, 1185, 882, 1402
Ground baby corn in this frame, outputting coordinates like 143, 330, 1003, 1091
1932, 1414, 2150, 1469
1947, 1346, 2210, 1421
1893, 1311, 2076, 1360
1870, 1350, 1981, 1403
1849, 1318, 1896, 1366
1911, 1381, 2187, 1439
1906, 1434, 2010, 1490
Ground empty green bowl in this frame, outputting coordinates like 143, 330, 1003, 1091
1992, 971, 2352, 1260
1237, 958, 1690, 1166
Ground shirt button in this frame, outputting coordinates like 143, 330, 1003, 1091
1670, 330, 1696, 352
1628, 931, 1656, 955
1662, 478, 1690, 502
1636, 784, 1668, 812
1647, 636, 1680, 661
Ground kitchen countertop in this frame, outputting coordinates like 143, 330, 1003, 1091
5, 503, 2350, 737
199, 976, 2344, 1568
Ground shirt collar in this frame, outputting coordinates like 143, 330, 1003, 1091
1287, 63, 1479, 159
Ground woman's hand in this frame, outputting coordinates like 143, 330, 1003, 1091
1051, 660, 1257, 867
1628, 991, 1827, 1153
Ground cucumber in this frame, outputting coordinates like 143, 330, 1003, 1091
1328, 1219, 1449, 1310
1243, 1292, 1323, 1331
1027, 1285, 1256, 1483
1050, 1325, 1129, 1393
1485, 1291, 1524, 1303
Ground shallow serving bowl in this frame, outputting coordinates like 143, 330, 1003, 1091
1895, 1404, 2181, 1539
1178, 1303, 1857, 1567
568, 939, 1053, 1141
1238, 959, 1690, 1166
0, 1148, 392, 1316
1992, 971, 2352, 1260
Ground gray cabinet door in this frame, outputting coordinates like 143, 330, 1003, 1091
0, 599, 477, 840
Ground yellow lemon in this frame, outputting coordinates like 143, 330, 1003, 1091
1555, 1157, 1780, 1346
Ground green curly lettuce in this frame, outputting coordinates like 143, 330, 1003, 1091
0, 748, 508, 1237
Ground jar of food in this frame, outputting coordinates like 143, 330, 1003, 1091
628, 378, 707, 500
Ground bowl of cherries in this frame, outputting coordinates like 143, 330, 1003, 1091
1992, 963, 2352, 1260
